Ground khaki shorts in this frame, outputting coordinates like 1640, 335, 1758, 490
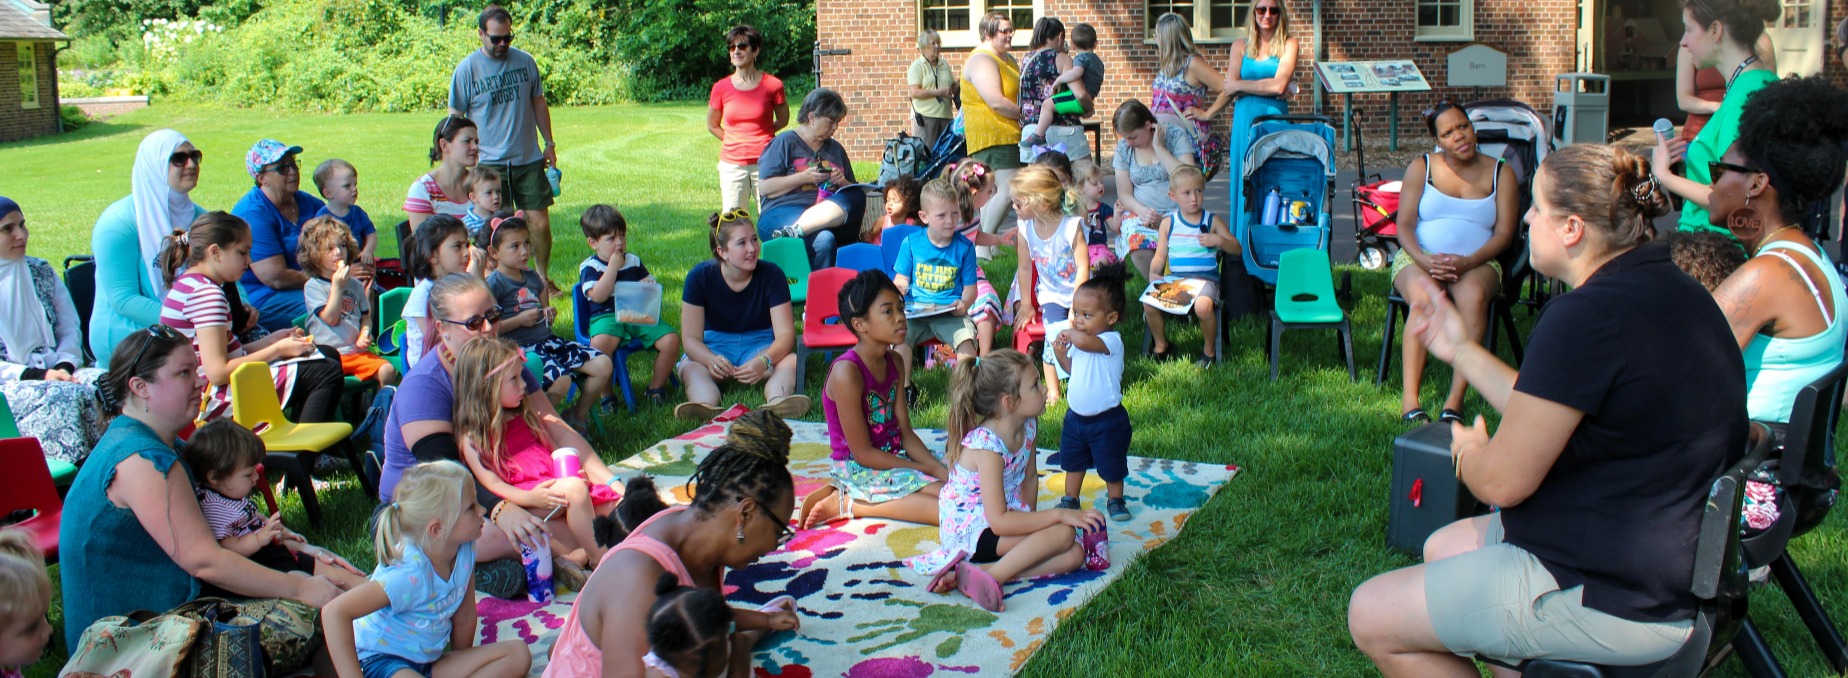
1424, 513, 1693, 666
717, 161, 760, 214
907, 313, 977, 350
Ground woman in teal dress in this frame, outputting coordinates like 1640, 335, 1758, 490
1215, 0, 1300, 217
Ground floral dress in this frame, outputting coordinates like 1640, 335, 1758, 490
956, 219, 1010, 325
824, 350, 937, 504
1151, 56, 1210, 138
907, 421, 1037, 575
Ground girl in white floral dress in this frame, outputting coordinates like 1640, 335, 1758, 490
906, 349, 1104, 612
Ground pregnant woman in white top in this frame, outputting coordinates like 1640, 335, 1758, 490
1392, 103, 1520, 425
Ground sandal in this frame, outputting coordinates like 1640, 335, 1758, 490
764, 394, 812, 419
797, 484, 852, 529
925, 551, 967, 594
955, 560, 1005, 612
645, 388, 669, 406
1439, 408, 1466, 425
1401, 408, 1431, 424
674, 401, 724, 422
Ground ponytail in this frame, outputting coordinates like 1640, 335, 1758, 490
159, 211, 251, 284
375, 461, 473, 565
944, 349, 1035, 467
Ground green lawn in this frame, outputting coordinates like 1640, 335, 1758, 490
8, 104, 1846, 677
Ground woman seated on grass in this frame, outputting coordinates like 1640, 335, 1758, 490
674, 210, 808, 422
0, 196, 108, 469
1348, 144, 1746, 675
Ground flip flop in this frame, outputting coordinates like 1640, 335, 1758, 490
955, 560, 1004, 612
797, 484, 850, 529
926, 551, 967, 594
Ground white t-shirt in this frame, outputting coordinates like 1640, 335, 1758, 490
402, 278, 433, 369
1066, 330, 1124, 416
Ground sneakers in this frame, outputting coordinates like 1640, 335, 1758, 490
476, 558, 527, 600
1055, 496, 1081, 511
645, 388, 669, 406
770, 224, 804, 240
1106, 497, 1132, 522
1020, 132, 1047, 148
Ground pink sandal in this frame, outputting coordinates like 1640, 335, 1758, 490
955, 560, 1004, 612
926, 551, 967, 594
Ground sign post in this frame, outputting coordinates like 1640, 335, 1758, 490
1314, 61, 1432, 152
1445, 43, 1508, 102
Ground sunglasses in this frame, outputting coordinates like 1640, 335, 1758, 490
169, 150, 203, 167
264, 158, 299, 175
1708, 160, 1762, 180
126, 325, 186, 379
729, 42, 753, 52
486, 33, 513, 45
717, 208, 751, 224
438, 306, 503, 332
1254, 6, 1280, 14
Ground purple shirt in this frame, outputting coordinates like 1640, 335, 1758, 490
821, 349, 902, 462
380, 350, 538, 501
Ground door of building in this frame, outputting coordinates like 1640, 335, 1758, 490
1765, 0, 1826, 75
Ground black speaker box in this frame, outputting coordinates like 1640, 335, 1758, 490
1387, 422, 1485, 554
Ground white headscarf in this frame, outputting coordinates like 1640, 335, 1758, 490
131, 129, 198, 293
0, 198, 56, 368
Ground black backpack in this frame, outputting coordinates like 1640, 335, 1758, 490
878, 132, 931, 187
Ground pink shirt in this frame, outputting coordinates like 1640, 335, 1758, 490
708, 74, 787, 166
542, 507, 720, 678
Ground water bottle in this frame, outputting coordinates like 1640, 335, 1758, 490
545, 166, 562, 197
1261, 188, 1283, 225
519, 536, 555, 603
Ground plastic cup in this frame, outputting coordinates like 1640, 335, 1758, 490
553, 447, 582, 479
519, 536, 555, 603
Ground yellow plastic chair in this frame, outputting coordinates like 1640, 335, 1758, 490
230, 361, 356, 525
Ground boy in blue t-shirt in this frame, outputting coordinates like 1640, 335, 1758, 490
577, 204, 681, 405
893, 180, 979, 399
312, 158, 378, 278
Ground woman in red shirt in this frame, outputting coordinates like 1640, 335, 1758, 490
708, 24, 791, 215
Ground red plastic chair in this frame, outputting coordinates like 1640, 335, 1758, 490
1012, 267, 1046, 354
0, 437, 60, 562
795, 268, 860, 393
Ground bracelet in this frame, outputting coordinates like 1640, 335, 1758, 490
761, 354, 774, 370
489, 501, 507, 523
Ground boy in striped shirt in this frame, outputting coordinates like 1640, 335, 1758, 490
1144, 166, 1239, 366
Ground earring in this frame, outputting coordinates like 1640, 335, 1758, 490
736, 528, 746, 543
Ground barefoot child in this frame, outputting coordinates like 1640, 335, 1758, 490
1144, 166, 1237, 365
894, 178, 981, 396
944, 159, 1013, 354
312, 158, 379, 273
323, 461, 531, 678
1051, 263, 1134, 521
578, 204, 681, 406
797, 270, 949, 529
301, 217, 399, 386
0, 530, 51, 678
454, 336, 621, 567
907, 350, 1106, 612
402, 215, 478, 370
181, 419, 371, 593
485, 214, 614, 432
1012, 166, 1091, 404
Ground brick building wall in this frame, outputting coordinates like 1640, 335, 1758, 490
0, 41, 59, 142
815, 0, 1576, 159
1832, 0, 1846, 90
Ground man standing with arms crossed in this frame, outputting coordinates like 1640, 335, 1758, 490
451, 5, 560, 288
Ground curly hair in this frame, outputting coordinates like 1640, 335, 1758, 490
1665, 230, 1746, 291
687, 411, 794, 515
298, 216, 359, 279
1735, 75, 1848, 225
1077, 261, 1132, 316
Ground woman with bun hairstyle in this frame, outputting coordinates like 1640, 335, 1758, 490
675, 211, 807, 421
544, 410, 802, 678
1654, 0, 1782, 236
1708, 76, 1848, 424
1349, 145, 1747, 674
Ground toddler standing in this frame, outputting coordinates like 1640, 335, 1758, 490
1052, 264, 1134, 521
0, 530, 51, 678
301, 217, 399, 386
577, 204, 681, 406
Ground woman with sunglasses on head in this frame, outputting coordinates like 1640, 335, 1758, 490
405, 116, 481, 230
1707, 76, 1848, 426
1652, 0, 1781, 237
232, 138, 326, 332
708, 24, 789, 215
544, 410, 801, 678
91, 129, 208, 367
675, 211, 807, 421
380, 272, 603, 597
1217, 0, 1299, 185
60, 325, 358, 664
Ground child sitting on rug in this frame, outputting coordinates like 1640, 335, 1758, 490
1144, 166, 1234, 365
301, 217, 399, 386
908, 350, 1105, 613
323, 461, 531, 678
454, 336, 622, 567
872, 174, 923, 245
944, 159, 1013, 355
797, 269, 949, 529
484, 214, 614, 433
642, 572, 734, 678
181, 419, 370, 595
0, 529, 51, 678
1052, 263, 1134, 521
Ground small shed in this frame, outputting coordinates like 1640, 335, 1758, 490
0, 0, 66, 142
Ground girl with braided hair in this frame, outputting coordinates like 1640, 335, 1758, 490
544, 410, 802, 678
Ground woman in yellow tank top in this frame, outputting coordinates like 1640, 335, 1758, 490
961, 12, 1023, 250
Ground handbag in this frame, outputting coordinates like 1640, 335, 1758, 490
60, 609, 204, 678
176, 599, 264, 678
1151, 96, 1228, 182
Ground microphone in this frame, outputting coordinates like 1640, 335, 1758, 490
1653, 118, 1675, 143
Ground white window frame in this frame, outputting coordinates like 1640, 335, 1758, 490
921, 0, 1045, 49
16, 43, 37, 110
1414, 0, 1474, 42
1144, 0, 1252, 45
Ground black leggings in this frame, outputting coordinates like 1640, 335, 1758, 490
282, 346, 346, 424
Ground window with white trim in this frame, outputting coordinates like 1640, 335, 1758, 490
1415, 0, 1472, 41
1146, 0, 1252, 43
16, 43, 37, 109
918, 0, 1043, 49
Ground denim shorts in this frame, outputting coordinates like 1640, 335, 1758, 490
700, 328, 777, 367
360, 652, 434, 678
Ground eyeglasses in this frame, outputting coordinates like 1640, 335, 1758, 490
717, 208, 751, 224
1254, 6, 1280, 14
437, 306, 502, 332
486, 33, 513, 45
1708, 160, 1762, 180
728, 42, 753, 52
264, 158, 299, 175
126, 325, 186, 379
759, 508, 796, 547
169, 150, 203, 167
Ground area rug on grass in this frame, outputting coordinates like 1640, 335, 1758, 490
476, 405, 1239, 677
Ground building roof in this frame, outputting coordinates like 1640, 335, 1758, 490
0, 0, 68, 41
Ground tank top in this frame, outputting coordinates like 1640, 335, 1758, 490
1151, 56, 1210, 136
1023, 215, 1083, 309
1680, 67, 1726, 142
1165, 210, 1219, 276
822, 349, 902, 462
542, 506, 719, 678
1744, 241, 1848, 423
960, 45, 1021, 154
1414, 154, 1501, 257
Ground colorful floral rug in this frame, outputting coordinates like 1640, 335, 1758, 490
476, 405, 1238, 677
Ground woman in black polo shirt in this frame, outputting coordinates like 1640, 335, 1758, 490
1347, 144, 1747, 673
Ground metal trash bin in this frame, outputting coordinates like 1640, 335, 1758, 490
1552, 73, 1610, 146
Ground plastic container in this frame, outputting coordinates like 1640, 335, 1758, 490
1261, 187, 1283, 225
545, 166, 562, 197
519, 536, 555, 603
1079, 528, 1110, 571
553, 447, 582, 479
613, 281, 664, 327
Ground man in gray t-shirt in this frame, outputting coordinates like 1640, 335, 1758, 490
449, 5, 561, 284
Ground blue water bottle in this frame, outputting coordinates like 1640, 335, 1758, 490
1261, 187, 1282, 225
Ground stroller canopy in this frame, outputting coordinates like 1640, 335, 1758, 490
1242, 129, 1338, 182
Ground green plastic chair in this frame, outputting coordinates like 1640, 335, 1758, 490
0, 393, 75, 486
760, 237, 812, 305
376, 287, 411, 338
289, 313, 378, 417
1267, 248, 1356, 381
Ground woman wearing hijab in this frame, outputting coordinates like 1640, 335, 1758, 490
90, 129, 207, 367
0, 197, 106, 467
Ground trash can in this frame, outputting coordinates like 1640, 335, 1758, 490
1552, 73, 1610, 146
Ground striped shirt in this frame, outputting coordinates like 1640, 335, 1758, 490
1165, 210, 1219, 276
196, 487, 264, 540
402, 173, 473, 217
162, 272, 243, 358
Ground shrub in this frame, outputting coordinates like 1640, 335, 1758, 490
602, 0, 816, 102
59, 105, 92, 132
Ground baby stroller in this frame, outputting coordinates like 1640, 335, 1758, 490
1234, 114, 1339, 286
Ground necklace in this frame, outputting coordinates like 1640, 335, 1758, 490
1755, 224, 1801, 255
1728, 55, 1759, 88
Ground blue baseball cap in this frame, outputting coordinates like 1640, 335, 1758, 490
245, 139, 303, 178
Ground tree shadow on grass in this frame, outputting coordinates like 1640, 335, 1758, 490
0, 119, 151, 150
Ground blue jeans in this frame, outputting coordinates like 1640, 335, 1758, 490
757, 188, 866, 270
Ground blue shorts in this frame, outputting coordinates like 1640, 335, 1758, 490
700, 328, 777, 367
360, 652, 434, 678
1059, 404, 1131, 483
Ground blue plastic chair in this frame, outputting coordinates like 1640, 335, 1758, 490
836, 243, 882, 273
881, 225, 924, 277
573, 283, 675, 414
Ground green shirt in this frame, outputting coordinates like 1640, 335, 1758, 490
1679, 68, 1778, 235
908, 56, 955, 120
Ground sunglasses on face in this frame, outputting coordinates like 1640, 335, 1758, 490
264, 159, 299, 175
1254, 6, 1280, 14
169, 150, 203, 167
438, 306, 502, 332
729, 42, 753, 52
486, 33, 513, 45
1709, 160, 1761, 180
